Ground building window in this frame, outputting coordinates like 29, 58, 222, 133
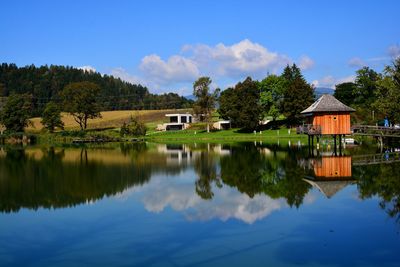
333, 116, 337, 121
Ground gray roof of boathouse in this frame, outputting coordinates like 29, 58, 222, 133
303, 178, 355, 199
301, 94, 355, 114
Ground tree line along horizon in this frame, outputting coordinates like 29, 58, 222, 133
0, 58, 399, 134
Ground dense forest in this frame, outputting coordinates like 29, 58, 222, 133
217, 64, 315, 129
333, 58, 400, 125
0, 63, 193, 116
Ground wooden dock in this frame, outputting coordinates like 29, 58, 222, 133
352, 152, 400, 166
352, 125, 400, 138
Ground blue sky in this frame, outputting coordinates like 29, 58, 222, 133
1, 0, 399, 95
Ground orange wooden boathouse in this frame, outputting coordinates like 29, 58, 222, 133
299, 94, 355, 148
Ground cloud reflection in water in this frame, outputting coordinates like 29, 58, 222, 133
119, 172, 288, 224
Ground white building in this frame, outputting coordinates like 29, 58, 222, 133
212, 120, 231, 130
157, 113, 193, 131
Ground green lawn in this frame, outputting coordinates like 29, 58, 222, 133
145, 127, 308, 143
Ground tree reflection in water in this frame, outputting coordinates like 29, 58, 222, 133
0, 143, 399, 224
0, 145, 153, 212
355, 162, 400, 222
194, 150, 221, 200
218, 144, 311, 208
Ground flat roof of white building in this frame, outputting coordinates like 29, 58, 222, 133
165, 114, 192, 117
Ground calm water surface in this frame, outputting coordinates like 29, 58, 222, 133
0, 142, 399, 267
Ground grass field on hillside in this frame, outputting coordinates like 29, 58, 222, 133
28, 109, 192, 132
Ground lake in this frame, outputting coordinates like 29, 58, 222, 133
0, 142, 399, 267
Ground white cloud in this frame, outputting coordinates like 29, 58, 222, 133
337, 75, 356, 84
388, 44, 400, 59
311, 80, 319, 87
303, 191, 318, 204
347, 44, 400, 69
111, 67, 194, 95
139, 54, 200, 85
78, 65, 96, 72
312, 75, 334, 88
298, 55, 315, 70
348, 57, 366, 68
111, 67, 144, 85
183, 39, 292, 79
110, 39, 315, 95
313, 75, 355, 89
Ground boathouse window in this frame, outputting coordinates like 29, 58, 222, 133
333, 116, 337, 121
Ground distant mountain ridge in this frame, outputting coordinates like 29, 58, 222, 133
315, 87, 334, 98
184, 94, 196, 101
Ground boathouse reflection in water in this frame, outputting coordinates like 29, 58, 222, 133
304, 156, 354, 198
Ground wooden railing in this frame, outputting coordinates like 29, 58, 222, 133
296, 124, 322, 135
352, 152, 400, 166
352, 125, 400, 138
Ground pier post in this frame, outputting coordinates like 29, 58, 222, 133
333, 134, 337, 156
378, 135, 383, 153
311, 135, 314, 148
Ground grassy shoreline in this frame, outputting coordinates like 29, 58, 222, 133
1, 128, 377, 151
16, 127, 308, 146
145, 128, 306, 142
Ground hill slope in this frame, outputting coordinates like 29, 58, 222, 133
28, 109, 192, 132
0, 63, 193, 116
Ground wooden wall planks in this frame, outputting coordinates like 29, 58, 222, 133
314, 156, 352, 178
312, 113, 351, 135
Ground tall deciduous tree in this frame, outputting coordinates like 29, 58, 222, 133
258, 74, 287, 121
353, 67, 380, 105
218, 87, 238, 124
281, 64, 315, 124
219, 77, 262, 130
0, 93, 33, 132
41, 101, 64, 132
349, 67, 381, 124
373, 58, 400, 124
61, 81, 101, 130
334, 82, 356, 106
193, 77, 219, 132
